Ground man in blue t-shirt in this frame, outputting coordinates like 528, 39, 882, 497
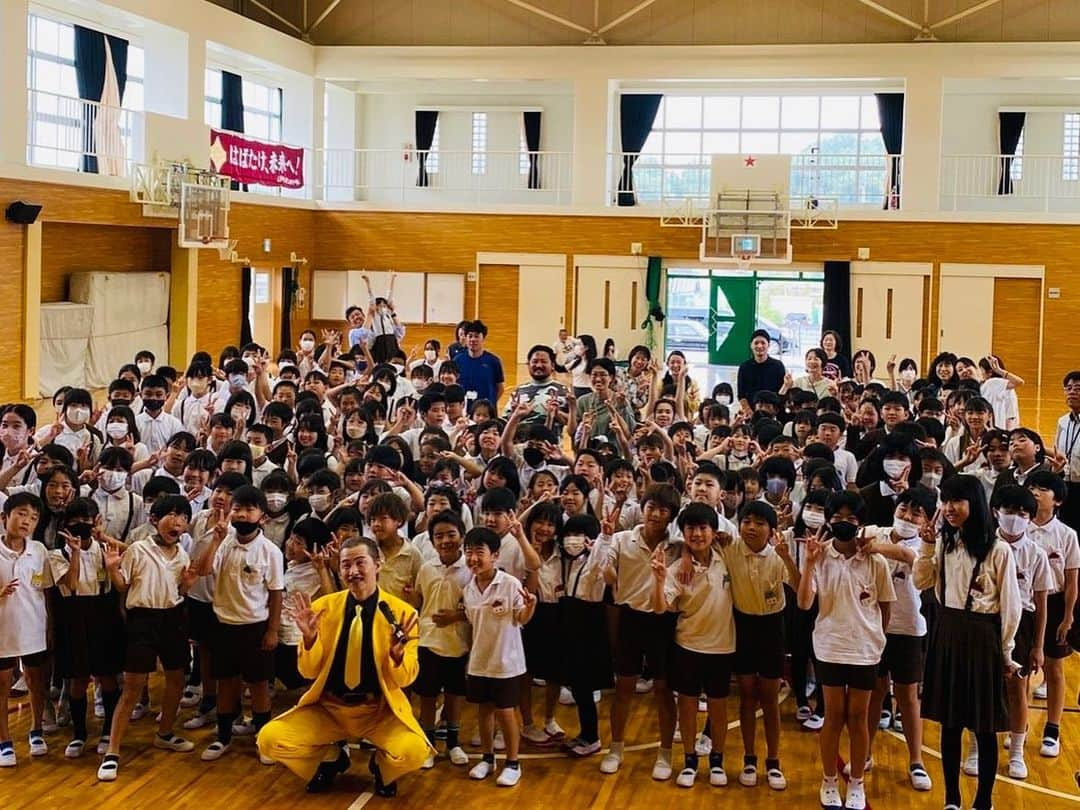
455, 320, 505, 411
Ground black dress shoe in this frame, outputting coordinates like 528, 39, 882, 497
369, 753, 397, 798
306, 747, 351, 793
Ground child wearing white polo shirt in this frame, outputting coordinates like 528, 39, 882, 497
990, 484, 1052, 779
194, 486, 284, 763
651, 502, 735, 789
462, 527, 537, 787
0, 492, 49, 767
414, 510, 472, 769
798, 491, 895, 810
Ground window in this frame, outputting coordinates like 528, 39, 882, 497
1064, 113, 1080, 182
427, 120, 440, 174
27, 13, 144, 171
633, 93, 888, 206
471, 112, 487, 175
1011, 128, 1024, 182
204, 68, 282, 142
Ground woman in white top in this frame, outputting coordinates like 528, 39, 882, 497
784, 348, 835, 400
566, 335, 597, 398
914, 473, 1021, 810
978, 354, 1023, 431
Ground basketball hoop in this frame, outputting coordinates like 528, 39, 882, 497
736, 252, 753, 271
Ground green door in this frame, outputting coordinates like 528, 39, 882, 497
709, 276, 757, 365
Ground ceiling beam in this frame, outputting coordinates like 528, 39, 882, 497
308, 0, 344, 32
503, 0, 593, 35
930, 0, 1003, 30
598, 0, 663, 34
247, 0, 304, 34
851, 0, 923, 32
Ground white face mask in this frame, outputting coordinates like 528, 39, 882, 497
883, 459, 909, 479
413, 380, 428, 393
249, 443, 266, 460
229, 374, 248, 389
424, 350, 437, 362
308, 493, 331, 512
892, 517, 921, 539
100, 470, 127, 492
390, 363, 405, 374
717, 395, 732, 406
67, 407, 90, 426
562, 535, 587, 556
346, 424, 367, 439
802, 509, 826, 529
299, 339, 315, 351
106, 422, 129, 440
231, 407, 251, 422
997, 512, 1030, 537
136, 361, 152, 374
243, 355, 256, 368
899, 369, 917, 384
921, 471, 942, 489
265, 492, 288, 511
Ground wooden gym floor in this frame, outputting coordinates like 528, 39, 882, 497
4, 660, 1080, 810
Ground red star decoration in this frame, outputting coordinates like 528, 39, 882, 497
744, 155, 756, 167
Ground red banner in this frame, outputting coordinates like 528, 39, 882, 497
209, 128, 304, 189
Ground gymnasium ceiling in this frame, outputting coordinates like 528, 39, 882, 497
206, 0, 1080, 46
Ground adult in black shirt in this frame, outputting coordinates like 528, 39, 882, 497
736, 329, 787, 411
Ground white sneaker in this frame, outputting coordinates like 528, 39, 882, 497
532, 678, 546, 687
521, 724, 549, 744
963, 743, 980, 776
820, 777, 843, 808
802, 713, 824, 731
153, 734, 195, 753
0, 745, 15, 768
698, 697, 707, 713
496, 765, 522, 786
652, 754, 673, 780
767, 766, 787, 790
129, 702, 147, 722
709, 764, 727, 786
183, 711, 215, 730
469, 760, 494, 780
694, 733, 713, 756
231, 718, 257, 737
845, 778, 867, 810
96, 737, 111, 755
1041, 736, 1061, 757
200, 741, 230, 761
676, 767, 697, 787
796, 705, 813, 722
494, 730, 506, 751
909, 764, 932, 790
805, 677, 817, 698
635, 677, 654, 694
1008, 756, 1028, 779
1034, 681, 1048, 700
41, 703, 59, 733
878, 709, 892, 730
97, 756, 119, 781
569, 739, 601, 757
64, 739, 86, 758
421, 754, 436, 769
739, 763, 757, 787
28, 733, 47, 757
543, 719, 565, 739
600, 751, 622, 774
448, 746, 469, 766
558, 686, 575, 705
180, 686, 202, 709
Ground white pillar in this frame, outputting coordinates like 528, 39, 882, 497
0, 0, 29, 172
571, 76, 612, 208
901, 71, 944, 216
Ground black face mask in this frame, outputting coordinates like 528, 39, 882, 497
142, 398, 164, 413
69, 523, 93, 541
231, 519, 260, 537
523, 447, 545, 468
830, 521, 858, 542
109, 399, 131, 410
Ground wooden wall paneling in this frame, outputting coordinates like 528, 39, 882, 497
477, 264, 520, 389
992, 277, 1042, 425
40, 223, 172, 302
0, 218, 26, 402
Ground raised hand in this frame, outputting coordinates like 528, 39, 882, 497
773, 529, 792, 561
920, 509, 941, 545
651, 544, 670, 582
0, 579, 19, 598
389, 613, 419, 664
805, 528, 826, 567
304, 547, 329, 572
600, 504, 619, 537
102, 540, 123, 571
211, 507, 230, 543
292, 592, 324, 641
886, 354, 897, 375
855, 527, 873, 556
59, 529, 80, 554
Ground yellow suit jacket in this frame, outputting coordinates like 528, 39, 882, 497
282, 588, 426, 741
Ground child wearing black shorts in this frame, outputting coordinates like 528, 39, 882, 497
99, 495, 198, 781
48, 498, 125, 759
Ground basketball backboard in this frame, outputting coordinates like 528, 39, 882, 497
710, 154, 791, 199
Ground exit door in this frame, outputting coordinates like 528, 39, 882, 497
709, 276, 756, 365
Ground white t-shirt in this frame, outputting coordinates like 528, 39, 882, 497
463, 568, 526, 679
593, 526, 682, 612
864, 528, 925, 637
210, 532, 286, 625
0, 539, 52, 657
662, 548, 735, 655
833, 447, 859, 486
1027, 517, 1080, 594
135, 411, 184, 453
119, 538, 190, 609
1002, 532, 1054, 614
416, 554, 473, 658
48, 540, 111, 598
981, 377, 1019, 430
279, 561, 325, 646
810, 541, 896, 666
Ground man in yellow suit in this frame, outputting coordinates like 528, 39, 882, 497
257, 536, 432, 797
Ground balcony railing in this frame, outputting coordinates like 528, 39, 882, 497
317, 148, 573, 206
941, 154, 1080, 213
607, 152, 902, 209
26, 89, 144, 178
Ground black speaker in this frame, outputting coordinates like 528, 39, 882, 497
5, 201, 42, 225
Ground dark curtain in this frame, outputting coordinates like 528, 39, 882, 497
240, 266, 253, 347
73, 26, 106, 174
280, 266, 295, 350
875, 93, 904, 209
617, 94, 662, 206
822, 261, 852, 357
108, 35, 129, 104
998, 111, 1026, 195
415, 111, 439, 187
523, 111, 542, 190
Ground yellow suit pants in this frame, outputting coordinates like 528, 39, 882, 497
256, 696, 430, 785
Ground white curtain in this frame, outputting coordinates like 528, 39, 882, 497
94, 38, 124, 177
